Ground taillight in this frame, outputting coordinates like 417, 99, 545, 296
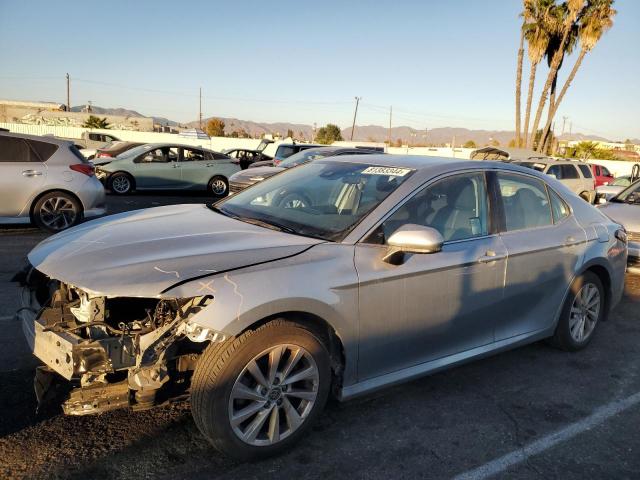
96, 152, 112, 158
273, 159, 282, 166
70, 164, 95, 176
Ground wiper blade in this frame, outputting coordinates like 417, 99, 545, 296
238, 217, 297, 234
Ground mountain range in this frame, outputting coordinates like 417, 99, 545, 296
71, 105, 638, 145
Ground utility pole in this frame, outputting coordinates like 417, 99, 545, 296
350, 96, 361, 141
388, 106, 392, 145
199, 87, 203, 129
569, 121, 572, 138
561, 116, 568, 136
66, 73, 70, 112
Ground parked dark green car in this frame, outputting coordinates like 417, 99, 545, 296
94, 143, 240, 196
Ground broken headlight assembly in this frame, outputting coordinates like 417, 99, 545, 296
16, 267, 227, 415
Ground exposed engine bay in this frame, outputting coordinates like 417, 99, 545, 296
15, 266, 225, 415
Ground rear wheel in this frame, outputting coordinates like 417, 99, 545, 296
108, 172, 134, 195
32, 191, 82, 232
550, 271, 604, 351
208, 176, 229, 197
191, 320, 330, 460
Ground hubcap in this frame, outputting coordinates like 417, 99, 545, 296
228, 344, 319, 446
39, 196, 77, 230
211, 179, 227, 195
569, 283, 600, 342
111, 176, 130, 193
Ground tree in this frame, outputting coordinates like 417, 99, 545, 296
528, 0, 585, 149
538, 0, 616, 151
463, 140, 477, 148
82, 115, 110, 129
205, 118, 225, 137
315, 124, 343, 144
520, 0, 554, 148
286, 129, 294, 139
515, 13, 526, 147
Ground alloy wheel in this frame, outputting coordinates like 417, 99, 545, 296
211, 179, 227, 195
111, 175, 131, 194
38, 196, 78, 231
569, 283, 601, 343
228, 344, 319, 446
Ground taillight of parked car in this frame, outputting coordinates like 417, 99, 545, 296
273, 159, 282, 166
96, 152, 112, 158
69, 164, 95, 176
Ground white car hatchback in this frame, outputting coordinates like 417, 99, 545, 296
0, 132, 106, 231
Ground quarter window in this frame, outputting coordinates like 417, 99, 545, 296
548, 188, 570, 223
497, 173, 553, 231
371, 172, 489, 244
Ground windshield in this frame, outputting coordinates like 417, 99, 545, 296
279, 149, 335, 168
116, 144, 155, 159
612, 180, 640, 203
215, 161, 414, 241
514, 161, 546, 172
612, 176, 630, 187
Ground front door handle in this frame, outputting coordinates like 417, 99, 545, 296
478, 250, 507, 263
22, 170, 43, 177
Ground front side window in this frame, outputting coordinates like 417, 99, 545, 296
497, 172, 552, 231
216, 161, 414, 241
369, 172, 489, 244
601, 166, 612, 177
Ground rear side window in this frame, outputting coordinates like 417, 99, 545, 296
27, 139, 58, 162
547, 164, 580, 180
0, 136, 32, 162
578, 164, 592, 178
497, 172, 553, 231
548, 188, 570, 223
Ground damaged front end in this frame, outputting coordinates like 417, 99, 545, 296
15, 266, 226, 415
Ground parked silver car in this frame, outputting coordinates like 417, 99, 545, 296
0, 132, 106, 231
598, 180, 640, 274
17, 156, 626, 459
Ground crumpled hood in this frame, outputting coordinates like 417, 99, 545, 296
598, 202, 640, 234
230, 166, 284, 183
28, 204, 323, 297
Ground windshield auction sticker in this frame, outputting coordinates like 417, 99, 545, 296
362, 166, 412, 176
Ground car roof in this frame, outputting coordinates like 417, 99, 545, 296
515, 158, 582, 166
319, 154, 469, 169
0, 131, 73, 146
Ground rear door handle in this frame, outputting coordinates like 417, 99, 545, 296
478, 250, 507, 263
22, 170, 43, 177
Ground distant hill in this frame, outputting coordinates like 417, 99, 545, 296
66, 104, 621, 145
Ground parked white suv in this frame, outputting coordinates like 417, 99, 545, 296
514, 159, 596, 203
0, 132, 106, 231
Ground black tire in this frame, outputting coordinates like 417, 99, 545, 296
277, 192, 311, 209
108, 172, 134, 195
32, 191, 83, 232
208, 176, 229, 197
191, 319, 331, 461
550, 271, 605, 351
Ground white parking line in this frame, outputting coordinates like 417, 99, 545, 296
454, 391, 640, 480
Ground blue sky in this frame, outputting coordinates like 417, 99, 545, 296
0, 0, 638, 139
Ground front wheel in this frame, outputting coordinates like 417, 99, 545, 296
550, 271, 605, 351
191, 320, 331, 460
208, 176, 229, 197
32, 191, 82, 232
108, 172, 134, 195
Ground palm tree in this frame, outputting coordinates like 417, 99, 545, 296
515, 24, 525, 147
537, 0, 616, 152
521, 0, 554, 149
82, 115, 111, 129
528, 0, 585, 150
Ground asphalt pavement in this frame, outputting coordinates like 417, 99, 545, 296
1, 192, 639, 480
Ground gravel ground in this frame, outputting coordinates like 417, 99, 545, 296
1, 193, 639, 479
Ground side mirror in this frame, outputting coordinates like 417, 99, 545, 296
384, 224, 444, 264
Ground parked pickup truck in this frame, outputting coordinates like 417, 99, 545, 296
48, 131, 121, 151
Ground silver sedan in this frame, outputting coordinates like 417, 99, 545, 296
17, 155, 627, 460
